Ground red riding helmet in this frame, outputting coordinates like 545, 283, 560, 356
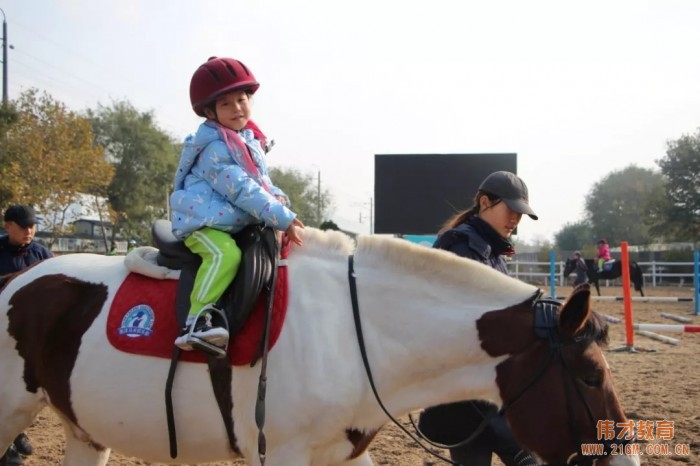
189, 56, 260, 117
598, 239, 607, 244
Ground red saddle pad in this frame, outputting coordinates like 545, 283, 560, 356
106, 262, 288, 366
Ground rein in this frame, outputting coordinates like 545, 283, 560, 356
348, 255, 460, 465
347, 256, 631, 466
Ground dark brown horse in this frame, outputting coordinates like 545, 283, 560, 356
564, 258, 645, 296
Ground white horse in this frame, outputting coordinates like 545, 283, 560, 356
0, 228, 639, 466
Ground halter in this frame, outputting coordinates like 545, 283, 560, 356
347, 256, 633, 466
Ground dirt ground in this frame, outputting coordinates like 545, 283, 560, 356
20, 286, 699, 466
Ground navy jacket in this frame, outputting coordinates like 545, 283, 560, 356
0, 235, 53, 275
433, 223, 509, 275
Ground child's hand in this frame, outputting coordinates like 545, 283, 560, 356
286, 218, 305, 246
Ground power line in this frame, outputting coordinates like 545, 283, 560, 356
11, 19, 139, 87
12, 47, 116, 96
1, 7, 9, 103
10, 59, 104, 104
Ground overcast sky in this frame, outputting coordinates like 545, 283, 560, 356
5, 0, 700, 243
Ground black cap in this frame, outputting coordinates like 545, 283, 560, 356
3, 205, 38, 228
478, 171, 538, 220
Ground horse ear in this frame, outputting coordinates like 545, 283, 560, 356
559, 283, 591, 338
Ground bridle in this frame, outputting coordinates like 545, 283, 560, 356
347, 256, 634, 466
505, 296, 635, 466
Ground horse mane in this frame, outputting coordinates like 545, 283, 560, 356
296, 228, 356, 257
355, 234, 534, 294
293, 229, 534, 298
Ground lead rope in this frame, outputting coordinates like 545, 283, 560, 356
348, 255, 461, 465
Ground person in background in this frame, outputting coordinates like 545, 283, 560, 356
417, 171, 539, 466
170, 56, 303, 352
596, 238, 611, 271
0, 205, 53, 465
107, 242, 118, 256
571, 250, 588, 286
126, 240, 137, 253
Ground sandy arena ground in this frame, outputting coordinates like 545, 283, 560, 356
19, 285, 699, 466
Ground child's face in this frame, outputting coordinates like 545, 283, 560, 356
208, 90, 251, 131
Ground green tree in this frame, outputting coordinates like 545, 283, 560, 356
650, 129, 700, 243
554, 220, 594, 251
0, 89, 113, 246
87, 101, 179, 243
0, 101, 18, 136
584, 165, 663, 246
269, 167, 333, 227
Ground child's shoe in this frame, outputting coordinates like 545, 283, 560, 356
174, 313, 229, 351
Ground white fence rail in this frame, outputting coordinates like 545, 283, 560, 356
509, 260, 697, 287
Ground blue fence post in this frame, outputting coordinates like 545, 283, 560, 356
694, 250, 699, 315
550, 249, 556, 299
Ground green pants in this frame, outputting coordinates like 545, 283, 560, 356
184, 227, 242, 319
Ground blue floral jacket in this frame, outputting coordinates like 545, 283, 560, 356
170, 121, 295, 239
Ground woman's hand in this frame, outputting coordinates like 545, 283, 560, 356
286, 218, 305, 246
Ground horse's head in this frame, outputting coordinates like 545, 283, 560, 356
477, 284, 639, 466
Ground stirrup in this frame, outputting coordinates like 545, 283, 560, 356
187, 304, 230, 359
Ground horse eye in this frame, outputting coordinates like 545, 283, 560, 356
581, 375, 602, 387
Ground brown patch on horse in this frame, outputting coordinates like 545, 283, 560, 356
7, 274, 108, 427
477, 285, 607, 357
476, 291, 539, 357
479, 284, 619, 464
345, 428, 378, 459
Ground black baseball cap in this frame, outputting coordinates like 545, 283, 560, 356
478, 171, 538, 220
3, 205, 38, 228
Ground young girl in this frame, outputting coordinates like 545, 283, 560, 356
417, 171, 539, 466
170, 56, 304, 351
596, 239, 611, 271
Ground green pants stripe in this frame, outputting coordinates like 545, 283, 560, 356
184, 227, 242, 319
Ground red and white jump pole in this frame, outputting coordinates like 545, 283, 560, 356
633, 323, 700, 333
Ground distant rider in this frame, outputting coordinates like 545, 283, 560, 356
596, 239, 611, 271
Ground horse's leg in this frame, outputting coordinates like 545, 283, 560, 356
337, 451, 375, 466
637, 268, 645, 297
0, 401, 43, 454
0, 352, 46, 454
61, 421, 111, 466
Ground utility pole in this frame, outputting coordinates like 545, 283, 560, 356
316, 169, 321, 225
1, 8, 7, 104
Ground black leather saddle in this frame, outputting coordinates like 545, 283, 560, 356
151, 219, 277, 334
